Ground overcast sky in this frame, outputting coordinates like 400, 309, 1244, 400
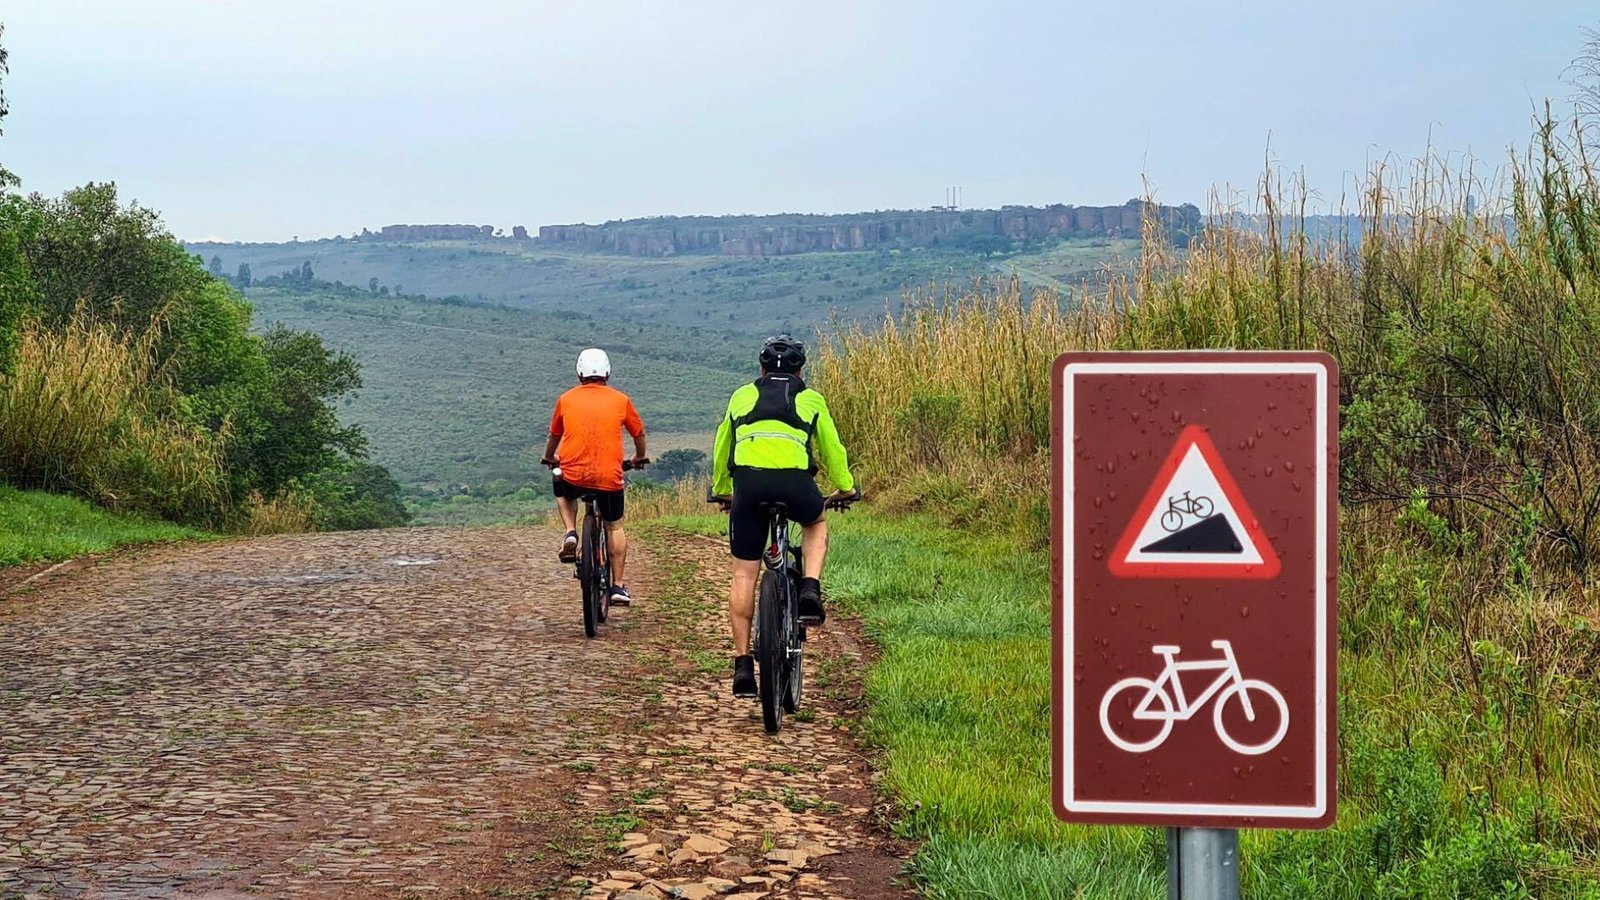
2, 1, 1593, 241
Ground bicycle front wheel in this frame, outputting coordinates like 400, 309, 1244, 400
580, 515, 602, 638
595, 527, 610, 624
756, 568, 787, 734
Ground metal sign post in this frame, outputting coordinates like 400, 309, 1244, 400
1167, 828, 1239, 900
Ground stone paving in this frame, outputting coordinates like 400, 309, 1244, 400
0, 528, 622, 897
561, 533, 911, 900
0, 526, 911, 898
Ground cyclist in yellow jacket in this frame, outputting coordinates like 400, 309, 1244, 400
711, 334, 857, 698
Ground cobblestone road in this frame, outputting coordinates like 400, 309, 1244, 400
0, 527, 910, 899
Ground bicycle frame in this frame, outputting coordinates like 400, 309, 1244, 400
1132, 641, 1257, 722
764, 510, 797, 574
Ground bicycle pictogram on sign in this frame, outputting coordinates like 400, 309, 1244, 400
1098, 640, 1289, 756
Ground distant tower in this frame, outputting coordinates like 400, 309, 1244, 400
1465, 194, 1477, 218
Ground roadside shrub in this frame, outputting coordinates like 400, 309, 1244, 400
0, 314, 226, 523
302, 459, 410, 531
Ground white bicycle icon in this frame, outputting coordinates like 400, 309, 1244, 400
1098, 640, 1289, 755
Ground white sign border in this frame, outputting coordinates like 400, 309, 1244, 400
1060, 360, 1330, 819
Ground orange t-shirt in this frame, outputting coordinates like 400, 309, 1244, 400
549, 383, 645, 492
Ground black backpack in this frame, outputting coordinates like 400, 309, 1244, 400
728, 374, 819, 473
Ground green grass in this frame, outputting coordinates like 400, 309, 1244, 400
806, 513, 1159, 898
0, 486, 205, 567
633, 507, 1600, 898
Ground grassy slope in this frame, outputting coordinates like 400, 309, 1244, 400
247, 288, 744, 490
0, 486, 204, 566
225, 239, 1132, 521
193, 239, 1136, 333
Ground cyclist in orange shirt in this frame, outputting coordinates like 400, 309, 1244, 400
541, 349, 649, 605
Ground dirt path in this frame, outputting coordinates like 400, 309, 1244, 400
0, 527, 910, 899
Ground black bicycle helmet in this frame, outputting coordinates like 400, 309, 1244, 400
759, 334, 807, 372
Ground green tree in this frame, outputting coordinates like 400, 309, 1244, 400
247, 326, 365, 494
0, 23, 14, 190
654, 448, 708, 481
21, 183, 211, 345
303, 459, 411, 531
208, 254, 224, 278
369, 276, 380, 293
236, 262, 251, 287
0, 195, 40, 372
0, 27, 30, 370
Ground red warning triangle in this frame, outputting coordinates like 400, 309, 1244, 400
1108, 425, 1281, 579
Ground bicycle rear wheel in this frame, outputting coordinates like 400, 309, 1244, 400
580, 513, 602, 638
756, 568, 787, 734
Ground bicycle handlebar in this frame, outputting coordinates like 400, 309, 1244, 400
704, 488, 864, 511
542, 458, 649, 471
825, 488, 863, 511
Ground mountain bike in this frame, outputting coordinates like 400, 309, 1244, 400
547, 460, 646, 638
710, 488, 860, 733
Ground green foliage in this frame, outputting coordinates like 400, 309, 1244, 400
0, 484, 205, 566
234, 325, 364, 497
186, 237, 1129, 341
302, 458, 410, 531
0, 182, 394, 531
652, 448, 707, 482
0, 315, 228, 523
0, 194, 40, 372
942, 228, 1013, 258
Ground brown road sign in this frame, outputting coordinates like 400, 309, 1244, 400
1052, 352, 1338, 829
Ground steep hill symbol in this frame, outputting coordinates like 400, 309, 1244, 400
1108, 425, 1280, 580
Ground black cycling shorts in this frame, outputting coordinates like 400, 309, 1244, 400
729, 469, 824, 561
552, 477, 625, 523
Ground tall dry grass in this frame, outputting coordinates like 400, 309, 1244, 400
815, 117, 1600, 871
627, 475, 715, 521
238, 490, 314, 535
0, 314, 228, 524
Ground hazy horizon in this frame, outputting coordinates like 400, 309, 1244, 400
2, 1, 1594, 242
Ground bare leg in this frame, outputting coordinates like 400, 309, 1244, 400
555, 497, 578, 533
799, 517, 828, 580
606, 521, 628, 585
729, 559, 760, 655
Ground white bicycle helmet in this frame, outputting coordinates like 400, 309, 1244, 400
576, 348, 611, 379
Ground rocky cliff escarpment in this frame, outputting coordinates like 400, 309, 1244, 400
535, 201, 1199, 258
361, 224, 497, 241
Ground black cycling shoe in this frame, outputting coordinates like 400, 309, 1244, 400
732, 655, 757, 697
609, 586, 632, 607
798, 578, 825, 626
558, 530, 578, 564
